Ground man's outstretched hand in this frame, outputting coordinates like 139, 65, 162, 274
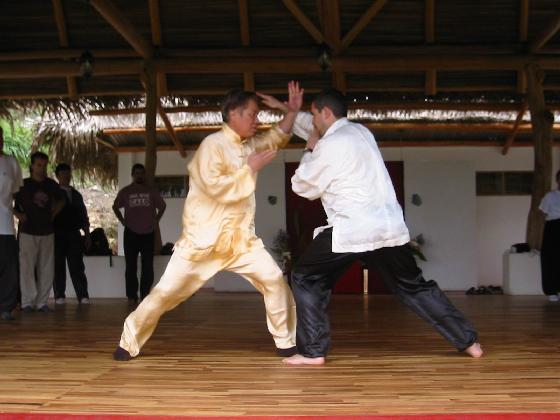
257, 80, 304, 114
247, 150, 278, 174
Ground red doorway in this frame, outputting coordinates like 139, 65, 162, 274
284, 161, 405, 294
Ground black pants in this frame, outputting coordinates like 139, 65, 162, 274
124, 228, 154, 300
54, 230, 89, 300
291, 228, 478, 358
540, 219, 560, 296
0, 235, 18, 313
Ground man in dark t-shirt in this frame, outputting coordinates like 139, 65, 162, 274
113, 163, 166, 302
14, 152, 64, 312
53, 163, 91, 305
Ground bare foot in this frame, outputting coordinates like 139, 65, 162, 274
282, 354, 325, 365
464, 342, 483, 358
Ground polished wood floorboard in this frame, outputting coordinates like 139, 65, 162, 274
0, 292, 559, 416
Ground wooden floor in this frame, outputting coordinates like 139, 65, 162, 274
0, 292, 559, 416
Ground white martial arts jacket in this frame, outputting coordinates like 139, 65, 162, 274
291, 113, 410, 253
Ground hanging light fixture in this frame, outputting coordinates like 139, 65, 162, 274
79, 51, 95, 79
317, 43, 332, 72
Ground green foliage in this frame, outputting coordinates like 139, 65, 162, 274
0, 118, 34, 168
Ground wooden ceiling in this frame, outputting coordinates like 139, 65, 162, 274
1, 0, 559, 99
1, 0, 560, 151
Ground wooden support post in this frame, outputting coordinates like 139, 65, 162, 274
501, 101, 528, 155
526, 64, 554, 250
144, 62, 158, 186
144, 62, 162, 255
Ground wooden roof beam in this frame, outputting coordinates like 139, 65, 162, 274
148, 0, 167, 96
52, 0, 78, 100
112, 140, 560, 153
502, 101, 529, 155
2, 55, 560, 79
90, 0, 154, 59
340, 0, 387, 52
424, 0, 436, 95
158, 103, 186, 158
238, 0, 254, 91
282, 0, 328, 47
517, 0, 529, 93
530, 12, 560, 52
88, 102, 560, 116
101, 122, 560, 136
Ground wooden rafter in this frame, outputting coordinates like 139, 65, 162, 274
425, 0, 435, 43
501, 101, 529, 155
113, 140, 560, 153
517, 0, 529, 93
238, 0, 254, 91
90, 0, 154, 59
100, 122, 560, 136
340, 0, 387, 52
424, 0, 436, 95
0, 45, 546, 62
149, 0, 167, 96
282, 0, 326, 46
52, 0, 78, 99
425, 69, 437, 96
530, 13, 560, 52
317, 0, 344, 89
148, 0, 162, 46
158, 103, 187, 158
88, 102, 560, 117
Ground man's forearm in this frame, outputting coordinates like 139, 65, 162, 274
278, 111, 297, 134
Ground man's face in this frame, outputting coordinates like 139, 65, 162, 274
56, 169, 72, 187
311, 103, 329, 136
228, 99, 260, 139
132, 168, 146, 184
31, 158, 48, 180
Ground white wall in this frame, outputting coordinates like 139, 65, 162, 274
116, 146, 560, 291
404, 161, 477, 290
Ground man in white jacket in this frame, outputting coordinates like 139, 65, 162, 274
260, 89, 482, 365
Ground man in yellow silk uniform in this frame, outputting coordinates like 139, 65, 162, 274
113, 82, 303, 361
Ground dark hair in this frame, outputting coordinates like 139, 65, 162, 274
131, 163, 145, 175
221, 89, 259, 122
312, 89, 348, 118
0, 126, 3, 135
30, 151, 49, 164
556, 170, 560, 182
55, 163, 71, 175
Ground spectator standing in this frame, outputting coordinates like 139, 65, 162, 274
53, 163, 91, 305
15, 151, 64, 313
0, 126, 23, 320
113, 164, 166, 303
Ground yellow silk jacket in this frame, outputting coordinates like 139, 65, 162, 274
175, 123, 290, 260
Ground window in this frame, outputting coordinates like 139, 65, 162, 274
476, 171, 533, 196
153, 176, 188, 198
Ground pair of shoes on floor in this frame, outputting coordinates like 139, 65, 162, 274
547, 294, 560, 302
113, 346, 132, 361
21, 306, 35, 313
1, 311, 15, 321
276, 346, 298, 357
55, 298, 65, 305
79, 298, 90, 304
36, 305, 53, 313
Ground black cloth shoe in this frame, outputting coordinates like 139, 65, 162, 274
276, 346, 298, 357
113, 346, 132, 361
1, 311, 15, 321
21, 306, 35, 313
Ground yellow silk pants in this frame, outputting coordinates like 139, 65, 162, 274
119, 245, 296, 357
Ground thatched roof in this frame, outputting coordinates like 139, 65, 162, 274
1, 1, 560, 181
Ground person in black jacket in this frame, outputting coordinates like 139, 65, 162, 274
53, 163, 91, 305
